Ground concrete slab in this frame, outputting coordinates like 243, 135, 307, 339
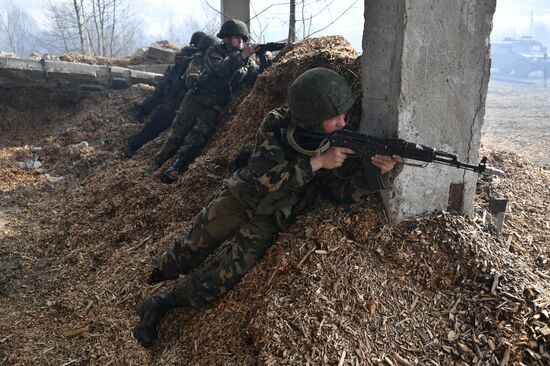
0, 57, 162, 90
144, 44, 177, 64
128, 64, 171, 74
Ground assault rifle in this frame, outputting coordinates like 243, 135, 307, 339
255, 42, 286, 70
292, 127, 505, 193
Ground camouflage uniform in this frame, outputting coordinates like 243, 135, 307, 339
134, 47, 198, 123
127, 33, 208, 155
133, 67, 365, 349
154, 40, 259, 171
156, 108, 371, 306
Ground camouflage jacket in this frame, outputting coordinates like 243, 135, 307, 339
155, 46, 198, 98
174, 46, 199, 65
228, 108, 372, 229
198, 43, 259, 104
184, 53, 206, 90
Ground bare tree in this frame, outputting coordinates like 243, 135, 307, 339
44, 0, 141, 57
192, 2, 223, 35
167, 16, 181, 43
0, 2, 40, 56
72, 0, 89, 54
44, 0, 85, 54
208, 0, 359, 44
91, 0, 106, 55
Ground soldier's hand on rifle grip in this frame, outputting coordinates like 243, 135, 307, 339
371, 154, 403, 175
242, 43, 259, 59
311, 147, 355, 172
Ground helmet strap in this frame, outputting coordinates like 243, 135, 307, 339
286, 124, 331, 157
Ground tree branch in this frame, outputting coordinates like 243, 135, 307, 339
305, 0, 357, 38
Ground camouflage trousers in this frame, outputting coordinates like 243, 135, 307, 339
127, 86, 187, 153
137, 63, 186, 118
157, 184, 278, 307
154, 92, 221, 169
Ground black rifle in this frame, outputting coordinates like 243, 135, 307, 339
292, 127, 505, 193
255, 42, 286, 70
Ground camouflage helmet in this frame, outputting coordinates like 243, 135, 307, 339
189, 31, 206, 46
217, 19, 249, 42
289, 67, 354, 130
198, 34, 218, 51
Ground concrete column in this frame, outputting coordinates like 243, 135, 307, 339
361, 0, 496, 224
220, 0, 250, 26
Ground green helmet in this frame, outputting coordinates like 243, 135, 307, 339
289, 68, 354, 130
217, 19, 249, 42
198, 34, 218, 51
190, 31, 206, 47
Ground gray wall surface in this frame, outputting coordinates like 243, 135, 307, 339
221, 0, 250, 27
362, 0, 496, 223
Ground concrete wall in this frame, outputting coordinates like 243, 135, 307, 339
0, 57, 161, 90
362, 0, 496, 224
221, 0, 250, 26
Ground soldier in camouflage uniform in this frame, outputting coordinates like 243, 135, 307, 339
126, 34, 219, 157
153, 19, 259, 183
133, 31, 206, 123
133, 68, 401, 348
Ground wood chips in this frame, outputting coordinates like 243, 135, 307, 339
0, 36, 548, 365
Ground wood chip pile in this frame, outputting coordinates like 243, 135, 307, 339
223, 36, 361, 159
0, 37, 548, 365
58, 54, 135, 67
58, 41, 183, 66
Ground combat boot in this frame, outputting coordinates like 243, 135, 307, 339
134, 289, 180, 348
159, 159, 186, 184
147, 267, 178, 285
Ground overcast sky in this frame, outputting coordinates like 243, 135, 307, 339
2, 0, 550, 50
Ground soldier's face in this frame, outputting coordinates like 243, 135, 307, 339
321, 113, 346, 133
229, 36, 244, 49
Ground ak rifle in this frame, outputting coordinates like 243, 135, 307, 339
255, 42, 286, 70
293, 127, 505, 193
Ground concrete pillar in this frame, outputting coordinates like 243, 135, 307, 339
361, 0, 496, 224
220, 0, 250, 26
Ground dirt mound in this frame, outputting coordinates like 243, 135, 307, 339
0, 36, 548, 365
223, 36, 361, 159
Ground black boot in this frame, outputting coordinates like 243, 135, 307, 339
147, 267, 178, 284
159, 159, 186, 184
134, 289, 179, 348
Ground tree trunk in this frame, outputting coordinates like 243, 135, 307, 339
72, 0, 87, 54
109, 0, 116, 57
288, 0, 296, 42
98, 0, 106, 56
